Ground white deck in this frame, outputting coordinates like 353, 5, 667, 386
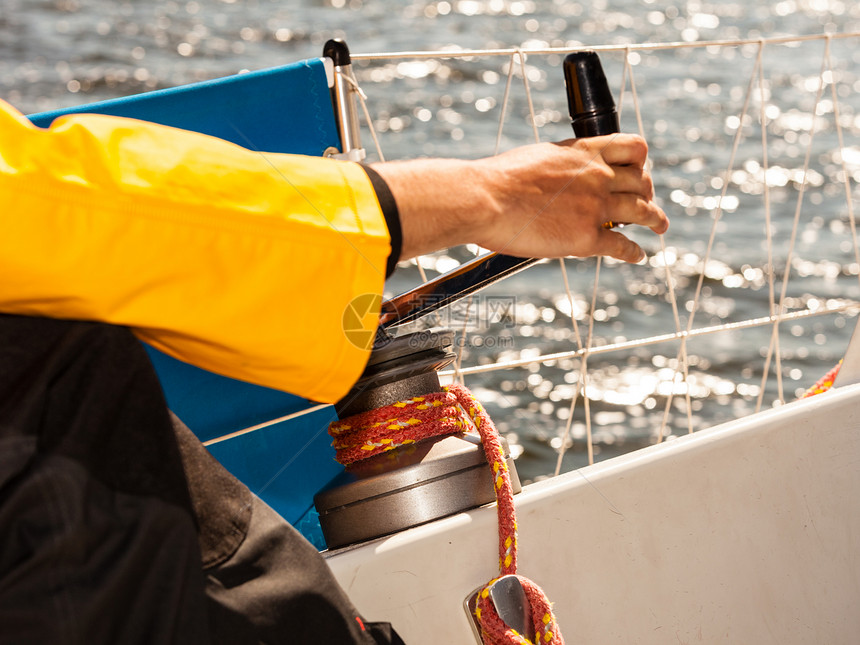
325, 382, 860, 643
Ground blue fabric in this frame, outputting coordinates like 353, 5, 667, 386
28, 58, 340, 157
28, 58, 344, 534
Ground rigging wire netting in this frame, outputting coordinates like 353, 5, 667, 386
354, 33, 860, 482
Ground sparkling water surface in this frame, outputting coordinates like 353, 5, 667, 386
3, 0, 860, 482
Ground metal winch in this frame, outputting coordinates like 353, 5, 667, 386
313, 328, 521, 549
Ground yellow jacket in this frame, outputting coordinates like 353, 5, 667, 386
0, 99, 390, 403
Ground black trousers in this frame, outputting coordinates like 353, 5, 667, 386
0, 314, 402, 645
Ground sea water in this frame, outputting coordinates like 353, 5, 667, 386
2, 0, 859, 482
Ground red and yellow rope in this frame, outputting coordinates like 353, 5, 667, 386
330, 383, 563, 644
801, 360, 842, 398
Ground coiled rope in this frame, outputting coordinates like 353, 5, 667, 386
329, 383, 564, 644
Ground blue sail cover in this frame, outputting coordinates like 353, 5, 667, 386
28, 58, 343, 546
28, 59, 340, 157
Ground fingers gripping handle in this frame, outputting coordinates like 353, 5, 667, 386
564, 51, 620, 137
565, 51, 625, 231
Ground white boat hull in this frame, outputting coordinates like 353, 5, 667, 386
325, 382, 860, 643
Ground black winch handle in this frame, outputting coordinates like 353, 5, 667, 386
563, 50, 619, 138
378, 51, 618, 330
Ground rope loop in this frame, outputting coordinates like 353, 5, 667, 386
328, 387, 475, 465
329, 383, 564, 644
475, 575, 564, 645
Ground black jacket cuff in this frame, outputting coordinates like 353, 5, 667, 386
361, 164, 402, 278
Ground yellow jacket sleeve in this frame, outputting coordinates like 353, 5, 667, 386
0, 99, 390, 403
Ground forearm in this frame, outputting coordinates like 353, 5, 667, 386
369, 157, 500, 260
373, 134, 669, 265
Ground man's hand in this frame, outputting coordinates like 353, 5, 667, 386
371, 133, 669, 264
